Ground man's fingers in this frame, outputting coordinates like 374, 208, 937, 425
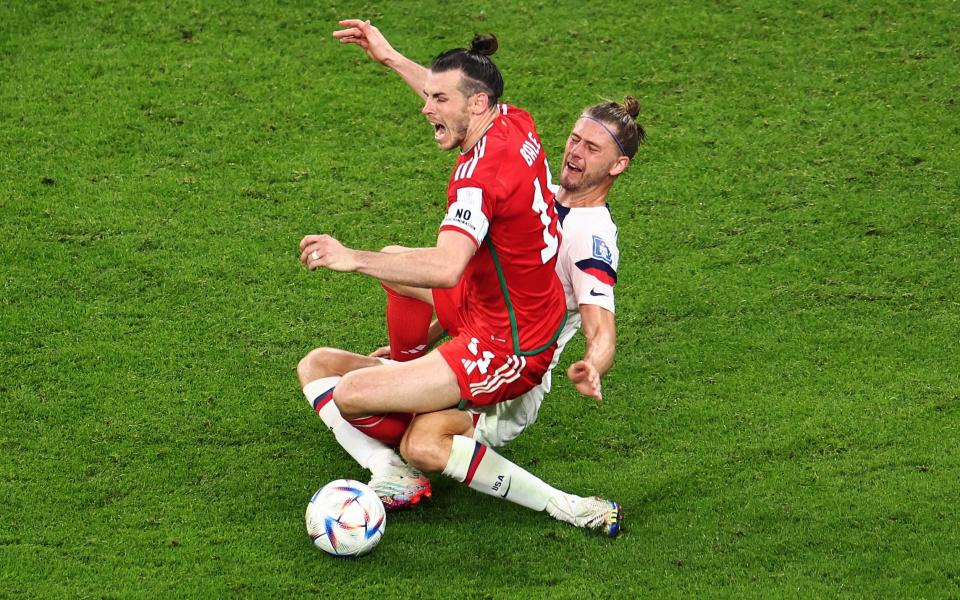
568, 360, 602, 401
299, 241, 314, 263
332, 27, 362, 40
575, 378, 601, 401
345, 39, 370, 50
300, 243, 322, 265
299, 234, 323, 252
568, 362, 590, 382
586, 378, 601, 402
333, 18, 372, 40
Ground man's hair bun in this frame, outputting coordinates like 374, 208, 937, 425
469, 34, 498, 56
622, 96, 641, 119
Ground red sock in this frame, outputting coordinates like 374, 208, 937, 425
383, 283, 433, 362
346, 413, 413, 447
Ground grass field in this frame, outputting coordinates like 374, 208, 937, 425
2, 0, 959, 597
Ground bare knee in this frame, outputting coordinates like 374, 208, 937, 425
297, 347, 339, 386
297, 347, 380, 386
332, 371, 369, 419
400, 421, 453, 473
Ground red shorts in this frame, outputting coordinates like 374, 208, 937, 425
436, 331, 557, 409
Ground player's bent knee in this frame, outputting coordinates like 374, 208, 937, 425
331, 371, 367, 419
399, 429, 448, 473
296, 350, 317, 385
297, 347, 334, 385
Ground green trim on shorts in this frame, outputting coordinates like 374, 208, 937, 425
457, 399, 469, 410
485, 238, 567, 357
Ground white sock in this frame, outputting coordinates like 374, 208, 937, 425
303, 377, 343, 429
303, 377, 398, 471
442, 434, 558, 512
367, 447, 405, 473
331, 422, 393, 469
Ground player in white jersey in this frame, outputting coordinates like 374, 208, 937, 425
467, 199, 620, 449
297, 19, 645, 537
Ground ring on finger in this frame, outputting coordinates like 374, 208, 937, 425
310, 250, 320, 261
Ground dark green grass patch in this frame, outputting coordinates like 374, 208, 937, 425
2, 0, 959, 597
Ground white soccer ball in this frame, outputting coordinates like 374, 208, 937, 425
306, 479, 386, 557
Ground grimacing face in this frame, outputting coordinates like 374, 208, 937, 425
559, 117, 622, 192
422, 69, 472, 151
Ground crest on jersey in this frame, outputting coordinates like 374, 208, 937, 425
592, 236, 614, 265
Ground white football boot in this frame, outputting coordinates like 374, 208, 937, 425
368, 462, 432, 511
546, 495, 623, 538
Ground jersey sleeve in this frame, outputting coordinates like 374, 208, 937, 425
439, 183, 492, 247
441, 133, 512, 246
566, 220, 619, 314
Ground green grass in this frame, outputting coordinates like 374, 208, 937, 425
2, 0, 959, 597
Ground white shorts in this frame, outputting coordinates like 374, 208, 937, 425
470, 371, 549, 448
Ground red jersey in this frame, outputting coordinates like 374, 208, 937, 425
438, 104, 565, 355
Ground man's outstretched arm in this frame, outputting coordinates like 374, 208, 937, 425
567, 304, 616, 401
333, 19, 429, 98
299, 230, 476, 289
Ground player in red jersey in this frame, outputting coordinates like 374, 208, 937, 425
297, 21, 644, 538
301, 33, 564, 411
428, 100, 566, 408
298, 32, 568, 510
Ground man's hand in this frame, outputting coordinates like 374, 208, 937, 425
368, 346, 391, 359
568, 360, 602, 401
332, 19, 398, 65
332, 18, 429, 100
299, 234, 358, 273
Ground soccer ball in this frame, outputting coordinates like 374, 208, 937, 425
305, 479, 386, 557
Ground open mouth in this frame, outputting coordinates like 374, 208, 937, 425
565, 160, 583, 173
433, 122, 446, 141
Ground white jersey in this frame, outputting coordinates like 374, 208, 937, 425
472, 202, 620, 448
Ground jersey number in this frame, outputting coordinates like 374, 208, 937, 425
531, 177, 559, 263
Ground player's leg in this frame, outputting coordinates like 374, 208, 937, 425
403, 411, 556, 511
297, 346, 380, 383
398, 410, 475, 472
306, 348, 460, 510
375, 246, 438, 363
297, 347, 429, 508
400, 398, 623, 537
298, 347, 412, 446
380, 280, 434, 304
381, 282, 434, 362
333, 350, 462, 418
